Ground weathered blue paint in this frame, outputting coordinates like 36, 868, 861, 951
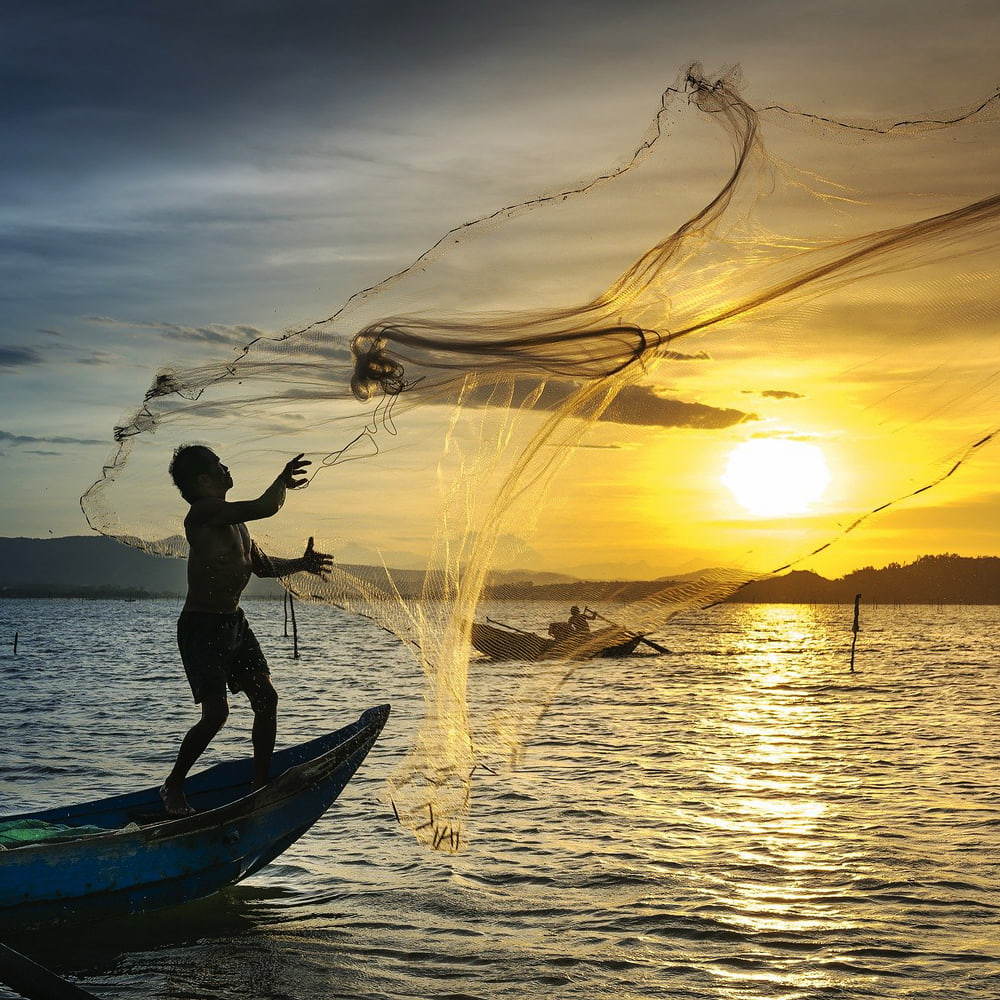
0, 704, 390, 926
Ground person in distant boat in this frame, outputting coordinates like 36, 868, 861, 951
159, 446, 332, 817
568, 605, 596, 634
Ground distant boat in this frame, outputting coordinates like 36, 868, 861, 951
0, 705, 389, 926
471, 621, 643, 661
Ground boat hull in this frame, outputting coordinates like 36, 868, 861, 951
470, 622, 642, 661
0, 704, 389, 926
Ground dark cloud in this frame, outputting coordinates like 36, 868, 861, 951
742, 389, 804, 399
603, 384, 756, 429
87, 316, 269, 347
0, 339, 120, 369
465, 378, 755, 429
0, 345, 43, 368
74, 350, 118, 366
37, 328, 62, 337
297, 341, 356, 363
663, 349, 711, 362
0, 429, 104, 446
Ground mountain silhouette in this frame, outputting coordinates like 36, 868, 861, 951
0, 537, 996, 603
728, 555, 999, 604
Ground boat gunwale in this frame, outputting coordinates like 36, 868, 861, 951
0, 705, 389, 857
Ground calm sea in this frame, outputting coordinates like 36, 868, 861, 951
1, 599, 998, 1000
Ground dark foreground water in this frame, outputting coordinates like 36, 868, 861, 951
1, 599, 998, 999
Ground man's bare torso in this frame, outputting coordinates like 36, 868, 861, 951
183, 513, 256, 614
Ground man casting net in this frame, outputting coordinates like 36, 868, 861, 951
81, 67, 1000, 849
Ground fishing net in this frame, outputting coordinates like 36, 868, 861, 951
81, 66, 1000, 850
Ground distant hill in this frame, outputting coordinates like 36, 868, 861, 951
0, 536, 579, 600
0, 535, 282, 599
482, 578, 680, 602
728, 555, 1000, 605
0, 538, 996, 604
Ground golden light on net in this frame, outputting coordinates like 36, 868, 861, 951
722, 439, 831, 516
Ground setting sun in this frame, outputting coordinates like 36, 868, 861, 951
722, 439, 831, 516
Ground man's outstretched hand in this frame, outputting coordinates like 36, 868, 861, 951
281, 453, 311, 489
302, 536, 333, 579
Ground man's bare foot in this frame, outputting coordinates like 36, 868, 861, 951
159, 782, 195, 817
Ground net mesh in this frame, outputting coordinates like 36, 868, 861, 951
81, 66, 1000, 849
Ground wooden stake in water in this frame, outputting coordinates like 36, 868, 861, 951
849, 593, 861, 673
283, 589, 289, 638
289, 590, 300, 659
12, 632, 16, 656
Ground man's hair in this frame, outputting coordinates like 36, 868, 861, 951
169, 444, 217, 502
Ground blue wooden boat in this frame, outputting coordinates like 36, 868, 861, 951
0, 704, 389, 926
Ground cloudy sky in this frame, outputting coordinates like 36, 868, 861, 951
2, 0, 998, 575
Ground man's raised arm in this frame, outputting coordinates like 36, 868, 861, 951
252, 537, 333, 580
192, 455, 310, 526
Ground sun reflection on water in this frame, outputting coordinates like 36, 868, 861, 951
683, 603, 852, 956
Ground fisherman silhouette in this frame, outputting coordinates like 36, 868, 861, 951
159, 447, 332, 817
568, 605, 596, 634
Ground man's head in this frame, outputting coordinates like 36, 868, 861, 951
570, 605, 580, 614
169, 445, 233, 502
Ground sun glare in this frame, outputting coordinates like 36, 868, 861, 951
723, 439, 831, 516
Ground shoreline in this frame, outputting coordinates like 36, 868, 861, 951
1, 593, 998, 607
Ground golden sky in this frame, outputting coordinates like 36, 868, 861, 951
3, 1, 998, 581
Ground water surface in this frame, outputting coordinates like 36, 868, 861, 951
1, 600, 998, 999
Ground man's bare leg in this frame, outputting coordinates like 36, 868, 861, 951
247, 675, 278, 791
161, 694, 229, 815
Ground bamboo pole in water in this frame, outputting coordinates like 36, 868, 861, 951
289, 590, 299, 659
850, 593, 862, 673
0, 942, 104, 1000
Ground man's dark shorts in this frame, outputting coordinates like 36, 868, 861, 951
177, 609, 269, 704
